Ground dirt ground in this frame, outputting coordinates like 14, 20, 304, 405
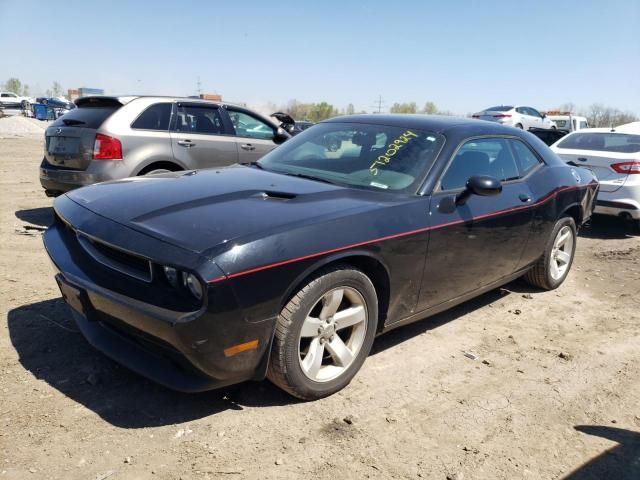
1, 136, 639, 480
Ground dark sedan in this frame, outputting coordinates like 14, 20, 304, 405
43, 115, 598, 400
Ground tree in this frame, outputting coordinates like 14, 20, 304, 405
390, 102, 417, 114
346, 103, 355, 115
422, 101, 438, 114
4, 77, 23, 95
586, 103, 638, 128
281, 99, 338, 122
51, 81, 64, 97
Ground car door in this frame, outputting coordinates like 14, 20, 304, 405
416, 136, 535, 310
526, 107, 544, 129
226, 108, 278, 163
170, 102, 239, 169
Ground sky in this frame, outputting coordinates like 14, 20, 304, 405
1, 0, 639, 115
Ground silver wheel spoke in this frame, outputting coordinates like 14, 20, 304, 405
300, 316, 323, 337
320, 289, 343, 319
301, 338, 325, 378
556, 250, 571, 264
325, 335, 354, 367
556, 230, 571, 248
334, 305, 366, 331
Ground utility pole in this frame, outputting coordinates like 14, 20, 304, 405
371, 95, 386, 114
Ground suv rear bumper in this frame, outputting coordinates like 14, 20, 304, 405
39, 157, 133, 194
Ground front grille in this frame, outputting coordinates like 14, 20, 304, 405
77, 232, 153, 282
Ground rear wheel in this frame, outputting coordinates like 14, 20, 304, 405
525, 216, 577, 290
267, 266, 378, 400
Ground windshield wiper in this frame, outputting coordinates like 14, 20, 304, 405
241, 161, 264, 170
281, 172, 337, 185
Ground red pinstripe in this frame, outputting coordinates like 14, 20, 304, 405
208, 184, 590, 283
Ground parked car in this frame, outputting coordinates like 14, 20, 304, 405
292, 120, 314, 135
528, 127, 568, 146
36, 96, 76, 110
472, 105, 556, 130
551, 125, 640, 227
0, 91, 32, 109
40, 96, 290, 196
544, 111, 589, 132
44, 115, 598, 400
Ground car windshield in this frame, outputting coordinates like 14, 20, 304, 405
485, 106, 513, 112
256, 122, 445, 192
557, 132, 640, 153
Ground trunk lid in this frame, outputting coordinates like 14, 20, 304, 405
44, 97, 123, 170
554, 149, 633, 192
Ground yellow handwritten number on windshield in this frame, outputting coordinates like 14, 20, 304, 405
369, 130, 418, 175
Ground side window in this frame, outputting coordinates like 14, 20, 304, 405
516, 107, 526, 114
0, 94, 7, 98
228, 110, 274, 140
174, 105, 225, 135
440, 138, 520, 191
510, 139, 541, 177
131, 103, 172, 131
580, 121, 589, 129
528, 108, 542, 118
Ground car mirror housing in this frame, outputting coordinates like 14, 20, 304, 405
273, 127, 290, 145
456, 175, 502, 205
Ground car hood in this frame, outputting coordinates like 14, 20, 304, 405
66, 166, 384, 254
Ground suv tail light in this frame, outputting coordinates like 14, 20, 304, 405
93, 133, 122, 160
493, 114, 512, 118
611, 162, 640, 174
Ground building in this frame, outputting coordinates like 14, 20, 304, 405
67, 87, 104, 101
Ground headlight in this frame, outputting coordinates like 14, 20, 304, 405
163, 266, 179, 288
183, 272, 203, 300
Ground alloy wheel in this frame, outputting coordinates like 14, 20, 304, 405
549, 225, 574, 280
297, 287, 368, 382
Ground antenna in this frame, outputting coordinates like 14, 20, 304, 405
371, 94, 386, 114
196, 77, 202, 97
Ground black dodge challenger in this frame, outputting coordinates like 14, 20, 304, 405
44, 115, 598, 400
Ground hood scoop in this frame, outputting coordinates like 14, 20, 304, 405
252, 191, 297, 201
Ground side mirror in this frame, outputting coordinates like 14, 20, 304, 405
273, 127, 290, 145
456, 175, 502, 205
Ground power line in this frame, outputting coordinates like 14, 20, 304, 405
370, 94, 386, 114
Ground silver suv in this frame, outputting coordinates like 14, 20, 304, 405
40, 96, 289, 196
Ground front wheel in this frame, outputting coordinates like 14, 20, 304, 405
267, 266, 378, 400
515, 123, 524, 129
524, 216, 577, 290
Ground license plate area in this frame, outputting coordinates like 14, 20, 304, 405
55, 274, 93, 317
48, 136, 80, 155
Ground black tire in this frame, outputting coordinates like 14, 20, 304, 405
267, 266, 378, 400
525, 216, 577, 290
515, 123, 524, 129
138, 162, 182, 176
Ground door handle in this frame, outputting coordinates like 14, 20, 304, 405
577, 157, 587, 162
240, 143, 256, 151
519, 194, 532, 202
177, 139, 195, 148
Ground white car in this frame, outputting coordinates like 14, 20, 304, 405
0, 91, 32, 109
473, 105, 557, 130
551, 125, 640, 227
544, 112, 590, 132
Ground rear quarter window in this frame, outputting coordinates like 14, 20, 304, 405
51, 106, 119, 129
131, 103, 172, 130
557, 133, 640, 153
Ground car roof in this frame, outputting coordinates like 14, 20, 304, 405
76, 95, 247, 109
322, 113, 518, 135
567, 125, 640, 135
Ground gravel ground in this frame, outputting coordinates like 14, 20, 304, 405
1, 137, 639, 480
0, 116, 50, 138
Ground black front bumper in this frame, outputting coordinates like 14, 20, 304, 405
45, 198, 277, 392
